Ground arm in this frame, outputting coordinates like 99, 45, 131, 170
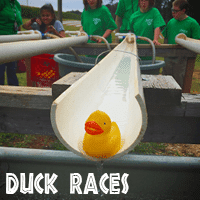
97, 29, 113, 43
22, 18, 41, 30
58, 30, 66, 38
22, 19, 33, 30
115, 15, 122, 33
153, 27, 161, 45
97, 6, 117, 43
115, 0, 124, 33
45, 25, 65, 38
115, 15, 122, 43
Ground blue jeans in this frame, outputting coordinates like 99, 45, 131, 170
0, 62, 19, 86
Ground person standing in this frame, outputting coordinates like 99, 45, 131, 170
128, 0, 165, 45
115, 0, 139, 35
128, 0, 166, 60
81, 0, 117, 44
162, 0, 200, 88
0, 0, 23, 85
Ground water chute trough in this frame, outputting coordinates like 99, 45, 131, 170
50, 33, 147, 161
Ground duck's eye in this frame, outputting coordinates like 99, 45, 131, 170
104, 122, 106, 125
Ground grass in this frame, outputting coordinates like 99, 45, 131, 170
0, 131, 194, 157
1, 19, 200, 156
132, 142, 167, 155
191, 55, 200, 93
0, 133, 67, 150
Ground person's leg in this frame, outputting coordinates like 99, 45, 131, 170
0, 63, 6, 85
6, 62, 19, 86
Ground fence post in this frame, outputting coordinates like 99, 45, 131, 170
58, 0, 62, 23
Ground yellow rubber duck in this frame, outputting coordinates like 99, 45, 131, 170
83, 110, 121, 159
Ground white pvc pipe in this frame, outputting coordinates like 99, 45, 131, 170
137, 36, 156, 64
0, 34, 88, 64
0, 31, 42, 43
115, 33, 156, 64
175, 33, 200, 54
89, 35, 111, 51
17, 30, 38, 34
51, 33, 147, 161
65, 31, 81, 35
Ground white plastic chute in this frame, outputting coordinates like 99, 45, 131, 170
50, 34, 148, 161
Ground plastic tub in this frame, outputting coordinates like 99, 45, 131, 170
53, 53, 100, 77
54, 54, 165, 77
140, 60, 165, 75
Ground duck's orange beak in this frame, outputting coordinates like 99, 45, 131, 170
85, 121, 104, 135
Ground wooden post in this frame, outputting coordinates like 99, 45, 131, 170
25, 57, 33, 87
182, 57, 196, 93
58, 0, 62, 23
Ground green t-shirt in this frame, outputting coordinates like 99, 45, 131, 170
128, 8, 166, 44
81, 5, 117, 43
162, 16, 200, 44
115, 0, 139, 33
128, 7, 165, 60
0, 0, 22, 35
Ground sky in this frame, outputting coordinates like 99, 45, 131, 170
18, 0, 118, 12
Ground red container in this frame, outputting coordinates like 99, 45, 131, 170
31, 54, 59, 87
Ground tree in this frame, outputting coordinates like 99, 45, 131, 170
159, 0, 173, 23
187, 0, 200, 23
108, 0, 116, 4
106, 3, 118, 19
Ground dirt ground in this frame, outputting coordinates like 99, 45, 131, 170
164, 143, 200, 157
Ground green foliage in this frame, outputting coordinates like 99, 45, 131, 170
17, 72, 27, 86
191, 77, 200, 94
195, 55, 200, 70
21, 5, 40, 19
20, 5, 81, 20
0, 132, 27, 147
0, 132, 68, 151
62, 12, 81, 20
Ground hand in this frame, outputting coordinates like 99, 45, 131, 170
90, 37, 98, 42
97, 38, 102, 43
45, 25, 56, 34
31, 18, 37, 23
36, 18, 42, 25
153, 39, 161, 45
